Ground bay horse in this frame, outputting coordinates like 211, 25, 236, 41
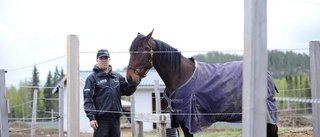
126, 30, 279, 137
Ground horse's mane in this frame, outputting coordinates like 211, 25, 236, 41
130, 34, 182, 71
154, 39, 181, 71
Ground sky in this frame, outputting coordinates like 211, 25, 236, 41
0, 0, 319, 87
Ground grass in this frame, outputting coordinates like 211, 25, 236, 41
140, 126, 296, 137
195, 130, 242, 137
139, 126, 242, 137
278, 127, 293, 134
195, 126, 241, 137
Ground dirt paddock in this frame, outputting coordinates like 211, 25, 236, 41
8, 126, 313, 137
8, 111, 314, 137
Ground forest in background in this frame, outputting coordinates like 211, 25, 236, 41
5, 50, 311, 119
6, 66, 65, 120
193, 50, 310, 78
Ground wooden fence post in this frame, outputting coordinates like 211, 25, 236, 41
58, 85, 64, 137
310, 41, 320, 137
0, 70, 9, 137
131, 95, 136, 137
154, 80, 165, 137
31, 89, 38, 137
135, 121, 143, 137
66, 34, 80, 137
159, 115, 167, 137
243, 0, 268, 137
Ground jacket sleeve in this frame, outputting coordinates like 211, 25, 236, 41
119, 75, 137, 96
83, 74, 97, 121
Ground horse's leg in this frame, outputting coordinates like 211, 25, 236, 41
180, 123, 193, 137
267, 123, 278, 137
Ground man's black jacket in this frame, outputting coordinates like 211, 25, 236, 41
83, 65, 136, 121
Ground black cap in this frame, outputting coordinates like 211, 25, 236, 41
97, 49, 110, 59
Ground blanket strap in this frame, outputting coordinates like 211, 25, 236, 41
163, 88, 175, 113
163, 88, 180, 128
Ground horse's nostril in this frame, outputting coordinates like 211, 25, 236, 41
128, 76, 132, 84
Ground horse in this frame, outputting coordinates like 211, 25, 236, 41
126, 30, 279, 137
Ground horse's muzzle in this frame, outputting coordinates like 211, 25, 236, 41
127, 74, 141, 86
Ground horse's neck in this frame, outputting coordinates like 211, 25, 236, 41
154, 57, 195, 96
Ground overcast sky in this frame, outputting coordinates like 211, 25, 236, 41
1, 0, 319, 87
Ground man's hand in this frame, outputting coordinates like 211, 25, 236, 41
90, 120, 99, 129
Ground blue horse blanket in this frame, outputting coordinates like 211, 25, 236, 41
166, 61, 278, 134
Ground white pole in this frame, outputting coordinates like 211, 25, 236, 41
243, 0, 268, 137
154, 80, 161, 114
0, 69, 9, 137
310, 41, 320, 137
31, 89, 38, 137
51, 109, 54, 123
131, 95, 136, 137
59, 85, 64, 137
67, 35, 80, 137
154, 80, 165, 137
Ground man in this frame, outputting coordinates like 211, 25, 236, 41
83, 49, 137, 137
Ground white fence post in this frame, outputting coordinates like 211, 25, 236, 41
135, 121, 143, 137
310, 41, 320, 137
58, 85, 64, 137
154, 80, 161, 114
66, 34, 80, 137
31, 90, 38, 137
131, 95, 136, 137
154, 80, 166, 137
243, 0, 268, 137
0, 70, 9, 137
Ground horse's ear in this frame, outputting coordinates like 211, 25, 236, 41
137, 32, 141, 35
144, 29, 154, 45
147, 29, 154, 38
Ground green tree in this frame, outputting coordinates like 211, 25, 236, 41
60, 67, 65, 79
43, 71, 53, 117
193, 51, 242, 64
51, 66, 61, 112
53, 66, 60, 85
12, 79, 31, 120
46, 66, 65, 112
304, 76, 312, 113
193, 50, 310, 78
6, 86, 20, 119
29, 65, 40, 99
29, 65, 46, 118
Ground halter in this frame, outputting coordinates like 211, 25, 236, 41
128, 40, 154, 78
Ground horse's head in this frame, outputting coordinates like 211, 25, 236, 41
126, 29, 155, 86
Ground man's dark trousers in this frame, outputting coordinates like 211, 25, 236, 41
94, 117, 120, 137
